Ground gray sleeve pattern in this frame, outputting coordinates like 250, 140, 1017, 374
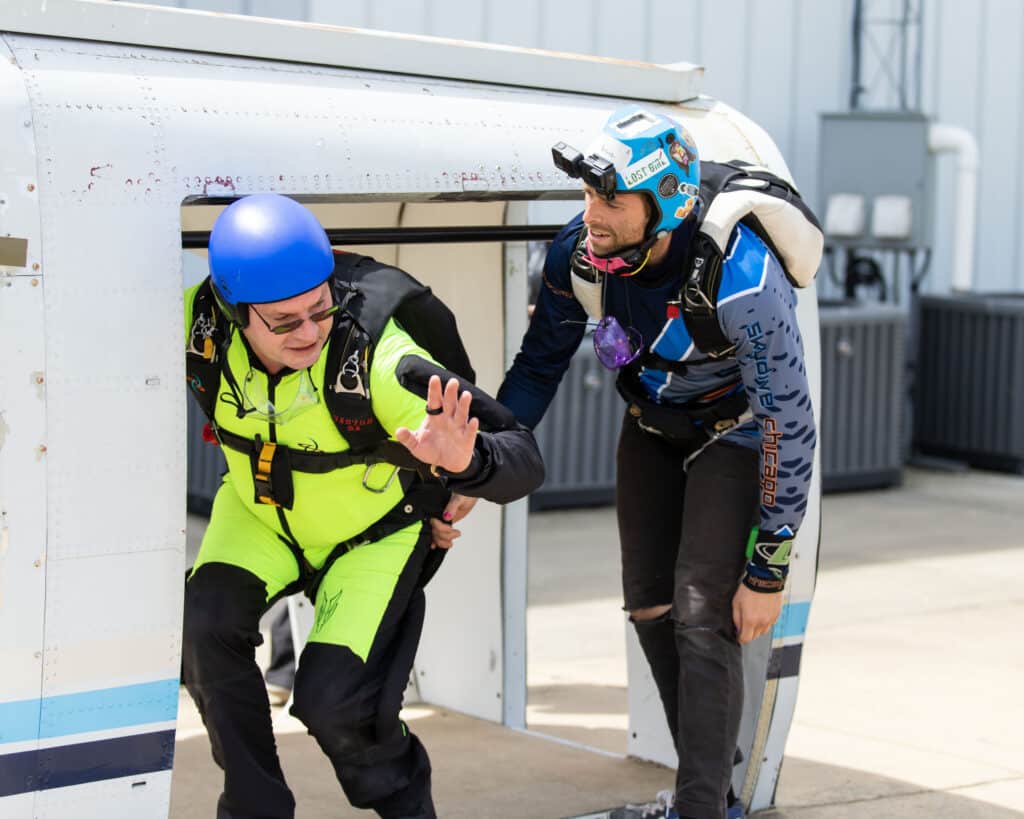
718, 252, 816, 537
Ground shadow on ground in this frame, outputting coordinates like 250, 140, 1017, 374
171, 702, 1024, 819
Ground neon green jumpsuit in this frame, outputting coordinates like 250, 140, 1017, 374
181, 280, 544, 819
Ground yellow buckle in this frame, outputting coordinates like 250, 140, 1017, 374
255, 442, 279, 506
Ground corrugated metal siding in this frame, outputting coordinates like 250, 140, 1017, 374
819, 303, 906, 490
120, 0, 1024, 295
914, 294, 1024, 469
923, 0, 1024, 294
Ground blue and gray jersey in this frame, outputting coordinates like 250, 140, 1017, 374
497, 214, 815, 539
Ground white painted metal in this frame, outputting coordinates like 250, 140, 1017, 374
501, 201, 531, 728
744, 292, 822, 811
928, 123, 979, 292
2, 0, 704, 104
0, 34, 48, 819
0, 278, 48, 818
396, 202, 508, 722
0, 9, 820, 815
34, 772, 174, 819
130, 0, 1024, 296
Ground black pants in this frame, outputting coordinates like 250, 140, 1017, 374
182, 528, 435, 819
264, 606, 295, 691
617, 413, 759, 819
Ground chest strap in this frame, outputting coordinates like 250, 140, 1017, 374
215, 426, 427, 474
637, 348, 722, 375
214, 425, 434, 508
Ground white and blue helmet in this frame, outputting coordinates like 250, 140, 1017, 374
553, 105, 701, 241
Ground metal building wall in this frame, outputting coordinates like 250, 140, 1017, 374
120, 0, 1023, 295
922, 0, 1024, 294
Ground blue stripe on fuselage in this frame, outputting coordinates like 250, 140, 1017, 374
0, 679, 179, 744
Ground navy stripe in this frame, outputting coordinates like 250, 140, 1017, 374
767, 643, 802, 680
0, 730, 175, 797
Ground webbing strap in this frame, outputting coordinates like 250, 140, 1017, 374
254, 441, 278, 506
215, 427, 426, 475
305, 480, 449, 602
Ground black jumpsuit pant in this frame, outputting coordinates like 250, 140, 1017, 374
181, 526, 436, 819
617, 413, 759, 819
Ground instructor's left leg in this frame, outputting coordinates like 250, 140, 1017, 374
290, 521, 435, 819
673, 441, 759, 819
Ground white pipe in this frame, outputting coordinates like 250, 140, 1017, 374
928, 123, 980, 292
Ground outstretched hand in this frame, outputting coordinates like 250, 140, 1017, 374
395, 375, 479, 475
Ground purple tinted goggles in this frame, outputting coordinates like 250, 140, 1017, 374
593, 315, 642, 370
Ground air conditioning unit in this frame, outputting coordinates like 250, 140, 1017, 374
819, 301, 907, 491
914, 293, 1024, 473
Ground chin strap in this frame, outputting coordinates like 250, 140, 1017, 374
581, 229, 663, 277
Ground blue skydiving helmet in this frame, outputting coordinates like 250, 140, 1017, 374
208, 193, 335, 327
552, 105, 701, 273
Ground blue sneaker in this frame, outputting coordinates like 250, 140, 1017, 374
727, 801, 746, 819
664, 807, 744, 819
665, 805, 744, 819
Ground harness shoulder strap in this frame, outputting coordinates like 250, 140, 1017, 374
186, 278, 230, 420
681, 160, 823, 358
323, 251, 477, 453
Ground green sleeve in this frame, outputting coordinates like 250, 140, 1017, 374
369, 318, 440, 437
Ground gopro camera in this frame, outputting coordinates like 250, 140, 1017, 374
551, 142, 618, 198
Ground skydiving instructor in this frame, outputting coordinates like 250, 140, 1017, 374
438, 106, 818, 819
182, 193, 544, 819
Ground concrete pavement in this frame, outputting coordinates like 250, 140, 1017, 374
174, 467, 1024, 817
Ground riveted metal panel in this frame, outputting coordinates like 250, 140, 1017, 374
0, 36, 47, 819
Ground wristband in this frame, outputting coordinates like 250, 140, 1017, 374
742, 526, 794, 593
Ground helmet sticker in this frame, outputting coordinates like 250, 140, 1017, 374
668, 137, 697, 172
622, 149, 669, 189
674, 198, 696, 221
586, 135, 632, 176
658, 173, 679, 199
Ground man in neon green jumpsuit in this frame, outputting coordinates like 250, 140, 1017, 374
182, 194, 544, 819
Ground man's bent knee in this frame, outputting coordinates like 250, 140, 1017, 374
291, 643, 405, 762
182, 565, 268, 656
630, 604, 672, 622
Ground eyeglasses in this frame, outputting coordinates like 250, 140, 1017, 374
251, 303, 340, 335
592, 315, 643, 370
241, 366, 320, 424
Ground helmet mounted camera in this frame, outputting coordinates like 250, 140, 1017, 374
551, 106, 701, 276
